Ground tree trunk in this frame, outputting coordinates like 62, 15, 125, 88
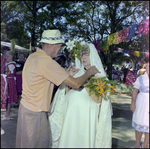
107, 1, 116, 80
31, 1, 36, 48
107, 45, 113, 80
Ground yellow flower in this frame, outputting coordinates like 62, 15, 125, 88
108, 85, 115, 89
93, 79, 108, 97
93, 79, 106, 90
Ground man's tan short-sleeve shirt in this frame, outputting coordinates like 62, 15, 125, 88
20, 48, 69, 112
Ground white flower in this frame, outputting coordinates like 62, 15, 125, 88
66, 40, 75, 51
73, 38, 78, 42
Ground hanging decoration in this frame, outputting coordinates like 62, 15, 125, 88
142, 19, 149, 35
108, 32, 118, 46
127, 24, 137, 41
92, 19, 149, 57
96, 18, 149, 48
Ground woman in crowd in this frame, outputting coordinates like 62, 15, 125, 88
15, 52, 25, 107
49, 42, 112, 148
130, 57, 149, 148
1, 51, 18, 120
1, 46, 10, 109
1, 46, 10, 134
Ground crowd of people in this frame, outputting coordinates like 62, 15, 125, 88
1, 46, 26, 134
1, 29, 149, 148
108, 59, 142, 84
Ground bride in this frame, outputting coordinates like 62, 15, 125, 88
49, 41, 113, 148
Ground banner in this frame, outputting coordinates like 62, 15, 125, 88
94, 19, 149, 49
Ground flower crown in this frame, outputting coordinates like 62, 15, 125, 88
65, 40, 89, 61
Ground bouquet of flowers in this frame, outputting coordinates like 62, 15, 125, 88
84, 76, 117, 100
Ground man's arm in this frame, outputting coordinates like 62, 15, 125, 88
63, 66, 100, 89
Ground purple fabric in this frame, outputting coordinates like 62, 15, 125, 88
16, 74, 23, 93
92, 40, 100, 51
126, 70, 138, 86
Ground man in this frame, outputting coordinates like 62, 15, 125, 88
15, 29, 99, 148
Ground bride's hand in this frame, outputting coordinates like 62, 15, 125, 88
67, 64, 80, 76
85, 87, 102, 103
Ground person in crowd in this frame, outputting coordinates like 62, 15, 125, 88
49, 42, 112, 148
130, 57, 149, 148
112, 66, 118, 80
15, 29, 99, 148
137, 63, 146, 77
14, 52, 25, 107
1, 46, 10, 135
1, 46, 10, 110
120, 66, 125, 82
1, 127, 5, 135
133, 59, 141, 71
123, 59, 132, 83
1, 51, 18, 120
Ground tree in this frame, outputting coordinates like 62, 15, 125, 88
63, 1, 149, 79
1, 1, 31, 48
1, 1, 23, 23
1, 1, 73, 48
1, 1, 148, 79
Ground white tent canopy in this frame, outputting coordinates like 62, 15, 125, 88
1, 41, 31, 53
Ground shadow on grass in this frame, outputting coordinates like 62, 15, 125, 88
112, 137, 136, 148
112, 103, 132, 120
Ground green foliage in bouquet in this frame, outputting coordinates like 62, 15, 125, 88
84, 76, 118, 100
71, 41, 82, 61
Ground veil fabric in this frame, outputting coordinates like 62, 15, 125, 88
74, 42, 106, 78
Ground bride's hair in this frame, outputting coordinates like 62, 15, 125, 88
80, 45, 90, 58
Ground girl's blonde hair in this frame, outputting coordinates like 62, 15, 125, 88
142, 63, 146, 69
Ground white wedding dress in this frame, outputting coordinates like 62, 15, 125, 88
49, 42, 113, 148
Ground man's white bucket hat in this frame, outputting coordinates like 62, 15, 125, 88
39, 29, 64, 44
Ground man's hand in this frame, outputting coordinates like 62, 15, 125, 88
67, 64, 80, 76
87, 66, 100, 76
